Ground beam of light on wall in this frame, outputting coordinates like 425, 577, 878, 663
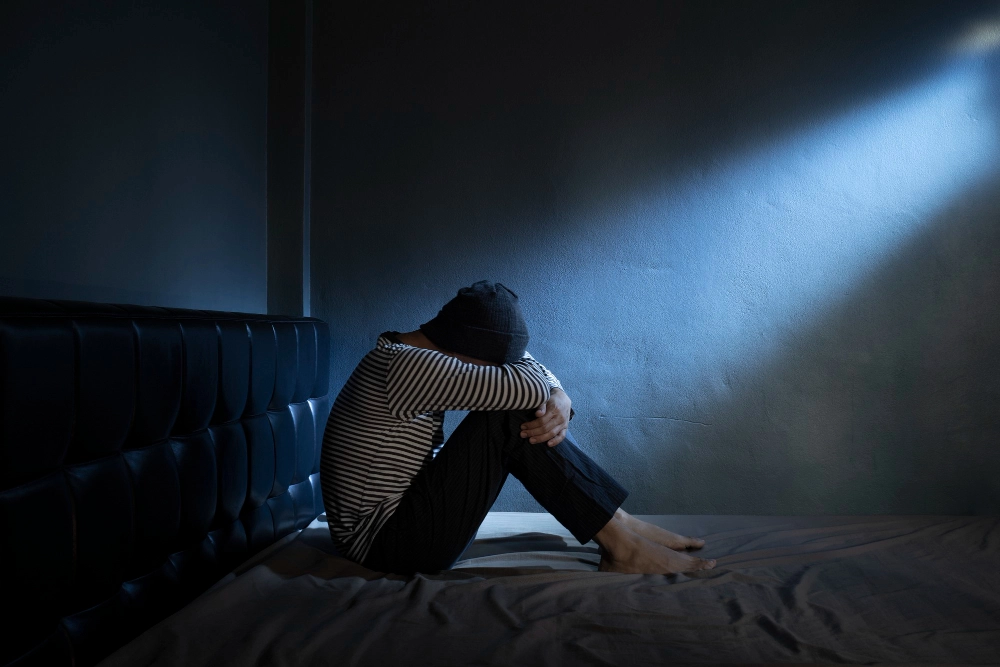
952, 14, 1000, 54
618, 57, 1000, 400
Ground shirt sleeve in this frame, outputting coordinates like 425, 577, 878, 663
385, 346, 551, 418
522, 352, 574, 421
521, 351, 563, 391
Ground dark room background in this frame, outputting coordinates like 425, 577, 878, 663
3, 1, 999, 516
1, 0, 268, 312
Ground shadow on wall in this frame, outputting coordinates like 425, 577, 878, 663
311, 0, 1000, 514
314, 1, 997, 280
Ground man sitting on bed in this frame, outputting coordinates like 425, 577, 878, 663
320, 280, 715, 575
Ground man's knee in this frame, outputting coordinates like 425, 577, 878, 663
458, 409, 535, 443
461, 408, 534, 424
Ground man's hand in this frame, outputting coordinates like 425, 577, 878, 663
520, 387, 572, 447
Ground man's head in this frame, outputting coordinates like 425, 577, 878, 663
420, 280, 529, 365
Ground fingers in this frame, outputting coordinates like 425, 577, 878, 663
521, 398, 571, 445
521, 422, 568, 446
531, 427, 564, 446
520, 412, 558, 434
546, 428, 567, 447
524, 427, 563, 444
520, 409, 561, 436
520, 414, 564, 443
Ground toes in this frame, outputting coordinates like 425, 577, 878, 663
686, 536, 706, 550
684, 556, 715, 572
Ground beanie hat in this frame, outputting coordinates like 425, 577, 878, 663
420, 281, 529, 365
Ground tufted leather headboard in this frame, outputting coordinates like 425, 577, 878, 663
0, 297, 332, 666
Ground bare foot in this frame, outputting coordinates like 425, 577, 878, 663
617, 509, 705, 551
598, 531, 715, 574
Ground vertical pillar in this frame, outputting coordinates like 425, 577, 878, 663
267, 0, 310, 316
302, 0, 313, 317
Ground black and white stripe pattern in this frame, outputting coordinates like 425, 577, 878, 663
320, 332, 562, 562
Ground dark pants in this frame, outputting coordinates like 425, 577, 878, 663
362, 409, 629, 574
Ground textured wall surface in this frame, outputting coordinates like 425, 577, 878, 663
311, 1, 1000, 514
0, 0, 268, 312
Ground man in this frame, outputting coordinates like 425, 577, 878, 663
320, 280, 715, 575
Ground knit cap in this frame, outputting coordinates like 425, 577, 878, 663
420, 281, 529, 365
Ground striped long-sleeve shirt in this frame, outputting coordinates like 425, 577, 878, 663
320, 332, 563, 562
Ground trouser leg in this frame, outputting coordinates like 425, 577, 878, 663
362, 409, 628, 574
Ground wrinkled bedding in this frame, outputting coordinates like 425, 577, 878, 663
101, 513, 1000, 665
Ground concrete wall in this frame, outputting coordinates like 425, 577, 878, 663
0, 0, 268, 312
311, 1, 1000, 514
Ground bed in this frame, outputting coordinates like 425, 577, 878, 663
101, 511, 1000, 665
3, 297, 997, 666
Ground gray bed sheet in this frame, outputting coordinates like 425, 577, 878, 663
101, 513, 1000, 666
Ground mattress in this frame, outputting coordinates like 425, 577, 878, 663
100, 513, 1000, 665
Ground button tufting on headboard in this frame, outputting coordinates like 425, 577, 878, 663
0, 297, 332, 666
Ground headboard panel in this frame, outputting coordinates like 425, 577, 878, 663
0, 297, 332, 666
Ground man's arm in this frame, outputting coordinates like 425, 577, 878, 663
518, 354, 573, 448
385, 346, 551, 418
520, 351, 563, 390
